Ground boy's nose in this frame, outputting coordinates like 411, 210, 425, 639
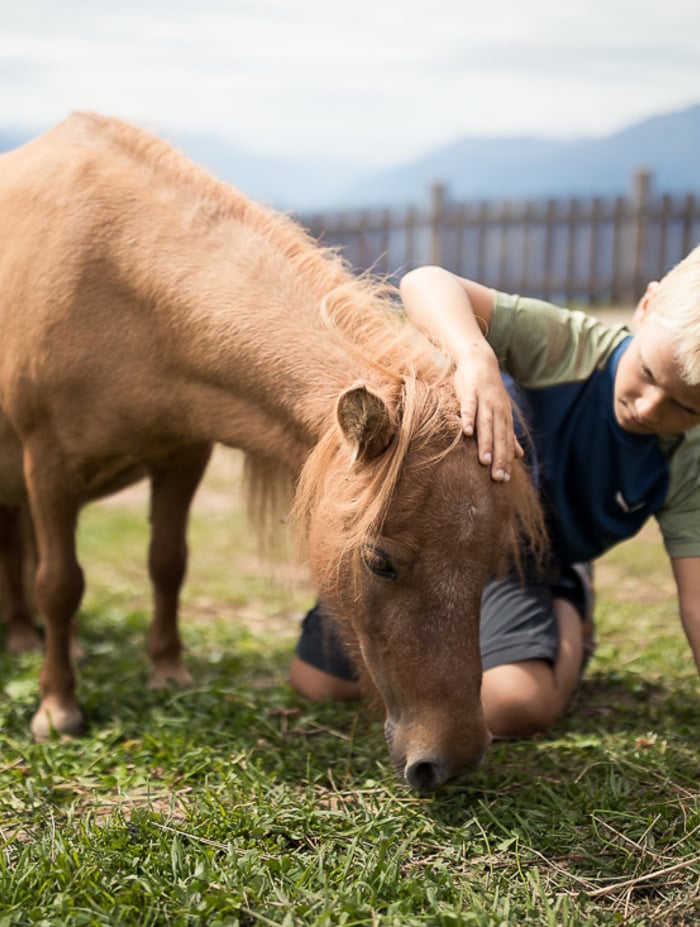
637, 388, 664, 422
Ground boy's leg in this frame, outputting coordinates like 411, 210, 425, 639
287, 659, 360, 701
480, 564, 594, 738
288, 567, 595, 736
481, 598, 584, 738
288, 603, 361, 701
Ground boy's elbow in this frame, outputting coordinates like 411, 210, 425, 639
400, 265, 454, 300
401, 265, 444, 286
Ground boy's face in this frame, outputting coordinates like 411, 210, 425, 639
614, 285, 700, 435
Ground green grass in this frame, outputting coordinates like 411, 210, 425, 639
2, 450, 700, 925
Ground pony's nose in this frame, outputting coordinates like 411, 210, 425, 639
404, 758, 449, 792
402, 730, 493, 791
387, 716, 492, 791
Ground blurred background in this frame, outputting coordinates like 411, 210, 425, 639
2, 0, 699, 303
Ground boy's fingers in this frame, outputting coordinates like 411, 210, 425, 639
475, 408, 495, 469
460, 400, 477, 436
455, 374, 523, 481
485, 408, 527, 481
490, 420, 514, 481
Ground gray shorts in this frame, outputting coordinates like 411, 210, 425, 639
296, 564, 587, 679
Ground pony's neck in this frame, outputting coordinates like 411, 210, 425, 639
136, 216, 400, 466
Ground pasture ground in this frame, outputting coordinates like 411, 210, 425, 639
2, 438, 700, 926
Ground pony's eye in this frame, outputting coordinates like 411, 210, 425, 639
361, 545, 398, 581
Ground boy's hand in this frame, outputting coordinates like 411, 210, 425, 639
454, 350, 524, 482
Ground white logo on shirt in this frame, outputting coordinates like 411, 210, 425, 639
615, 491, 646, 514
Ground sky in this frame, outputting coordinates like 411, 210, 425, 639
2, 0, 700, 167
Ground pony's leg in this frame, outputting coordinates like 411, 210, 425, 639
147, 443, 212, 689
23, 449, 85, 739
0, 503, 42, 652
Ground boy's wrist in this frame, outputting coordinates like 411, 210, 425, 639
454, 341, 499, 374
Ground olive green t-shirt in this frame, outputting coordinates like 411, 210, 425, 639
487, 292, 700, 560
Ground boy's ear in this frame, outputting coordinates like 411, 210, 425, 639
634, 280, 660, 325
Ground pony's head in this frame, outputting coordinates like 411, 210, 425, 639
295, 373, 544, 791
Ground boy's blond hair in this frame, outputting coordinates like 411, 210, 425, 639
648, 244, 700, 385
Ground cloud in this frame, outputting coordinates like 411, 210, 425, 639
1, 0, 699, 163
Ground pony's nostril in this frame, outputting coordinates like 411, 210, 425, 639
405, 759, 445, 792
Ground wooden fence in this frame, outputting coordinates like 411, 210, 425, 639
300, 171, 700, 306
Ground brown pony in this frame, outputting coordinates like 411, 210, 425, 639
0, 113, 543, 790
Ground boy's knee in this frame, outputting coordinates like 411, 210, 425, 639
486, 692, 559, 739
482, 661, 563, 739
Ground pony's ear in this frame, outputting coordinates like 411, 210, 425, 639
337, 383, 394, 462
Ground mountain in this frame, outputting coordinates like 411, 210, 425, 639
1, 104, 698, 211
163, 132, 373, 211
331, 104, 700, 209
0, 129, 30, 155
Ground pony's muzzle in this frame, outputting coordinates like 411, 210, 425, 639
404, 757, 451, 792
386, 718, 492, 792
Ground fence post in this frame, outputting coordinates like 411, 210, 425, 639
429, 183, 446, 265
631, 167, 651, 301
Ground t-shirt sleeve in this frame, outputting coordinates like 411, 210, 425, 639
487, 291, 630, 388
656, 428, 700, 559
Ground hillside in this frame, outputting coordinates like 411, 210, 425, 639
331, 104, 700, 209
2, 103, 698, 211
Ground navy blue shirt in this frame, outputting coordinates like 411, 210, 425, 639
521, 338, 670, 562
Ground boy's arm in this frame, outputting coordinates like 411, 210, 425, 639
671, 557, 700, 677
400, 266, 522, 482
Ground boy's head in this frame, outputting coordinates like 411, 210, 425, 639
614, 245, 700, 435
641, 244, 700, 386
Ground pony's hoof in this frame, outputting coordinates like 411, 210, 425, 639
149, 662, 193, 690
6, 625, 43, 654
30, 698, 84, 741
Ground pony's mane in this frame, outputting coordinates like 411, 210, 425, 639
293, 367, 546, 595
292, 372, 456, 562
285, 280, 545, 580
244, 286, 453, 552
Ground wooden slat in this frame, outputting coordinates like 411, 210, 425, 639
299, 172, 700, 306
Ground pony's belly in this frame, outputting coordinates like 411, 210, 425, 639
84, 462, 149, 501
